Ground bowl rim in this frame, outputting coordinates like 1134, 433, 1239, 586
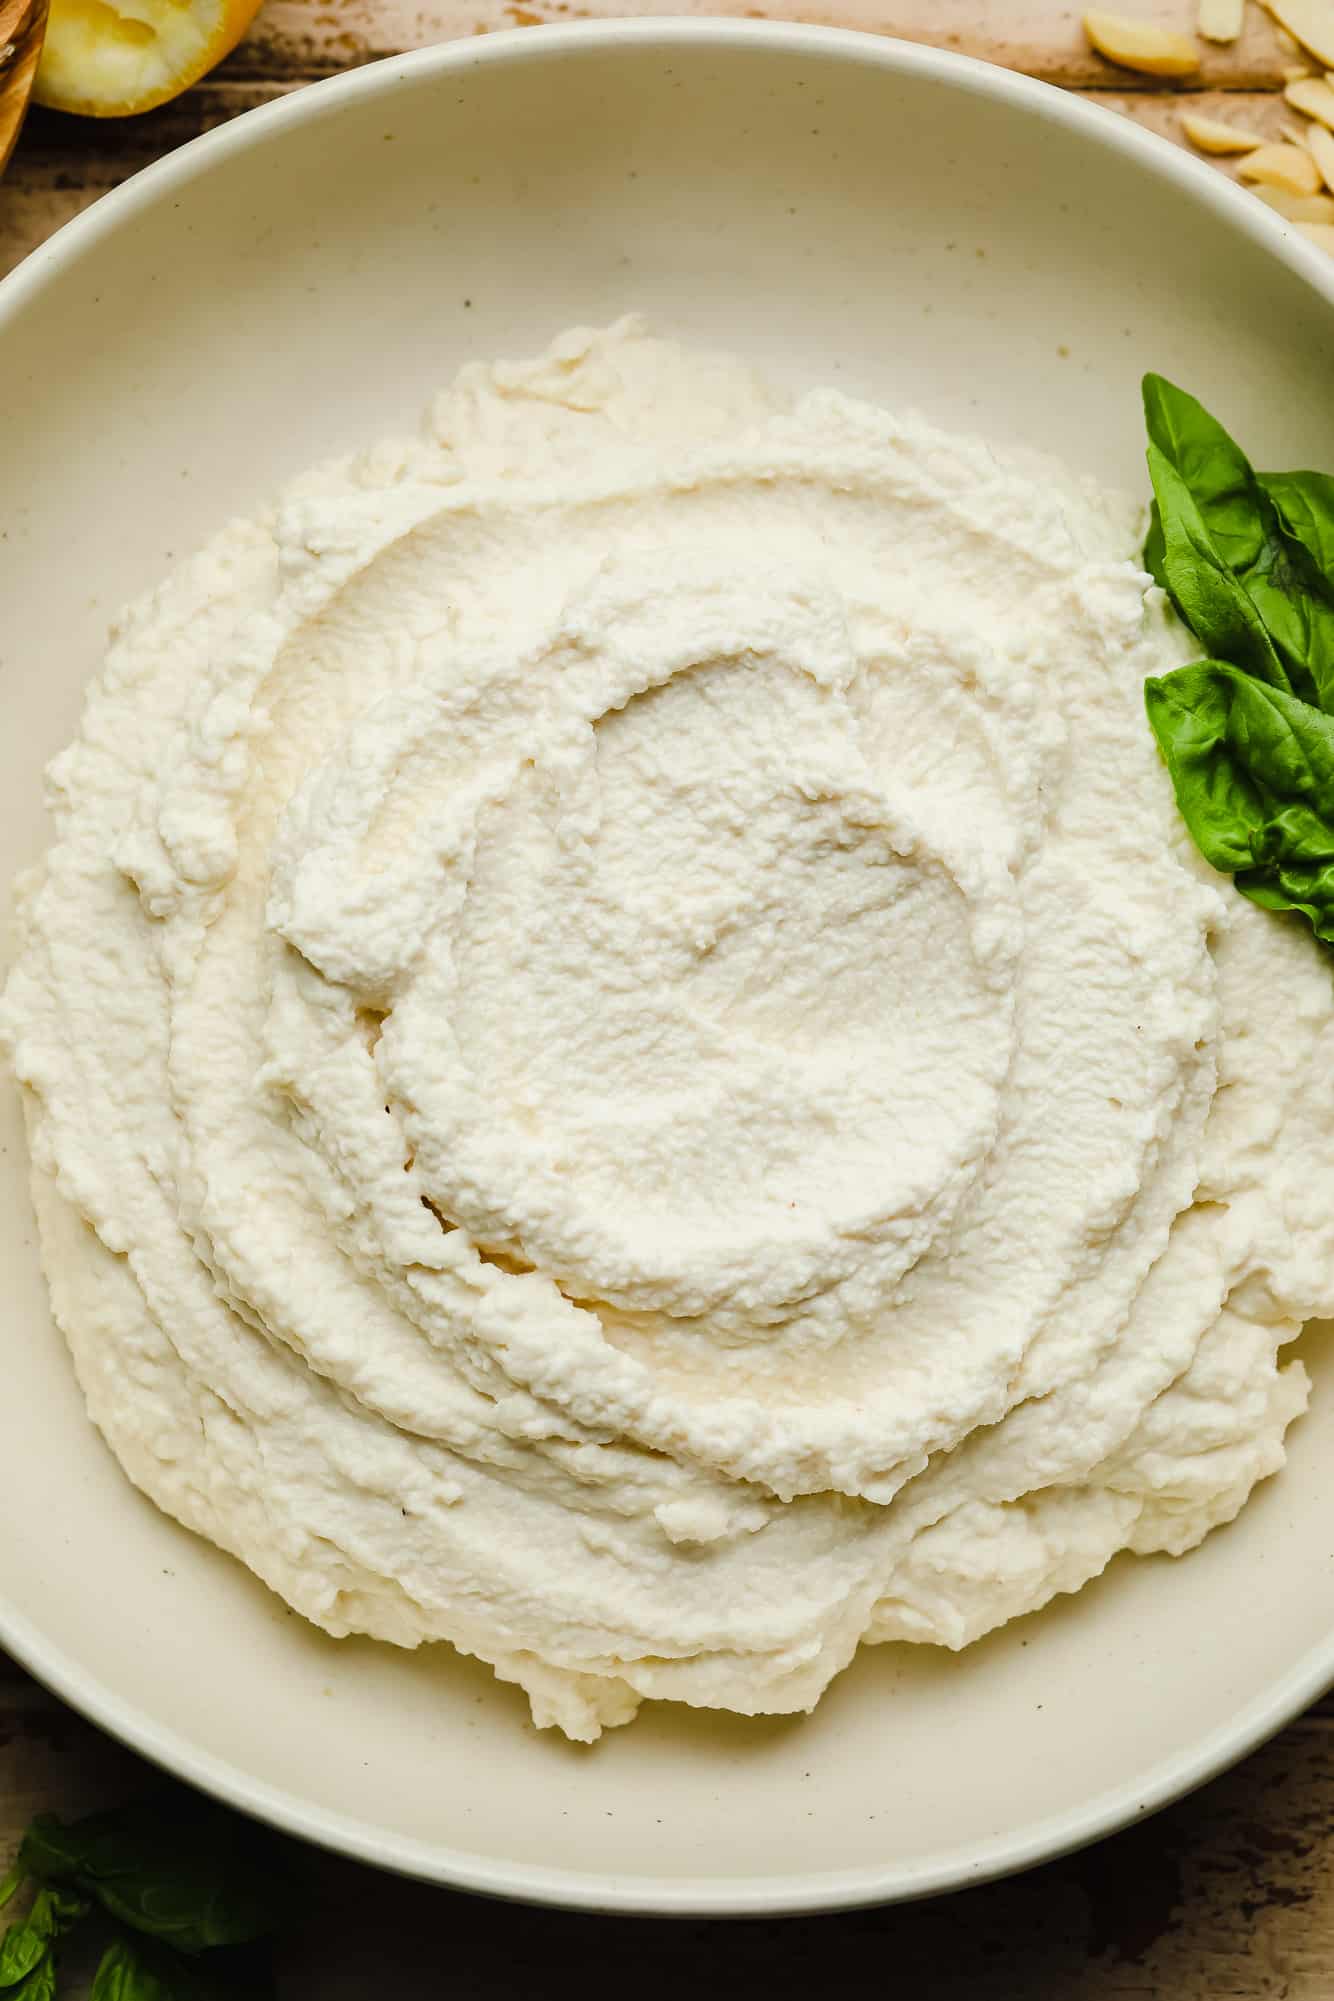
3, 15, 1334, 1918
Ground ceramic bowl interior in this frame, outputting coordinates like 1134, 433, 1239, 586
2, 20, 1333, 1916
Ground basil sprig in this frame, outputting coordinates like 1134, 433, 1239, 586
1140, 373, 1334, 943
0, 1802, 292, 2000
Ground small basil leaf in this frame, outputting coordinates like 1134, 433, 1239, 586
1145, 660, 1334, 943
92, 1936, 262, 2001
0, 1886, 89, 1987
1145, 664, 1265, 872
9, 1962, 55, 2001
23, 1804, 287, 1955
1146, 446, 1288, 690
1142, 373, 1267, 572
0, 1926, 48, 1991
92, 1938, 177, 2001
1143, 498, 1169, 589
0, 1874, 22, 1919
18, 1819, 88, 1889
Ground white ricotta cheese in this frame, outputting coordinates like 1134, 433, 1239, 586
5, 318, 1331, 1739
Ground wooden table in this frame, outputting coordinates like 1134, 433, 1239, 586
2, 5, 1333, 1993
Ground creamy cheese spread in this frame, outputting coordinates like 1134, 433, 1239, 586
5, 319, 1330, 1739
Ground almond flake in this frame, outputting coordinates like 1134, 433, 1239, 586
1286, 74, 1334, 123
1198, 0, 1245, 36
1180, 109, 1267, 150
1083, 9, 1202, 72
1306, 118, 1334, 184
1266, 1, 1334, 69
1238, 138, 1324, 188
1252, 182, 1334, 217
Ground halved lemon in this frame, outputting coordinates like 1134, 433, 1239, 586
34, 0, 264, 118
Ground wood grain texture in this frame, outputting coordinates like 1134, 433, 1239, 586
230, 1, 1295, 89
2, 3, 1334, 1994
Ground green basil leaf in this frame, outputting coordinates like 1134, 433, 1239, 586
1260, 469, 1334, 578
88, 1837, 283, 1956
0, 1886, 89, 1987
1139, 381, 1334, 710
91, 1936, 265, 2001
0, 1926, 48, 1991
1242, 569, 1334, 711
1143, 373, 1267, 571
1145, 660, 1334, 942
92, 1938, 178, 2001
17, 1820, 87, 1890
0, 1874, 22, 1919
1146, 446, 1288, 690
1244, 471, 1334, 709
9, 1961, 55, 2001
1145, 664, 1263, 871
21, 1804, 287, 1955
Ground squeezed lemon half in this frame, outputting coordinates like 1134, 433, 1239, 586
34, 0, 264, 117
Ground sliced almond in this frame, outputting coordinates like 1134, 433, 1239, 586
1198, 0, 1245, 36
1252, 182, 1334, 217
1280, 115, 1313, 138
1265, 1, 1334, 69
1297, 219, 1334, 247
1083, 9, 1201, 72
1238, 139, 1324, 189
1284, 60, 1317, 75
1306, 118, 1334, 185
1286, 74, 1334, 123
1181, 109, 1267, 150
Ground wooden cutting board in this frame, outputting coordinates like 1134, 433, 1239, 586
2, 5, 1333, 1995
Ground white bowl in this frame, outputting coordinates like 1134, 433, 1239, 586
3, 20, 1333, 1918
